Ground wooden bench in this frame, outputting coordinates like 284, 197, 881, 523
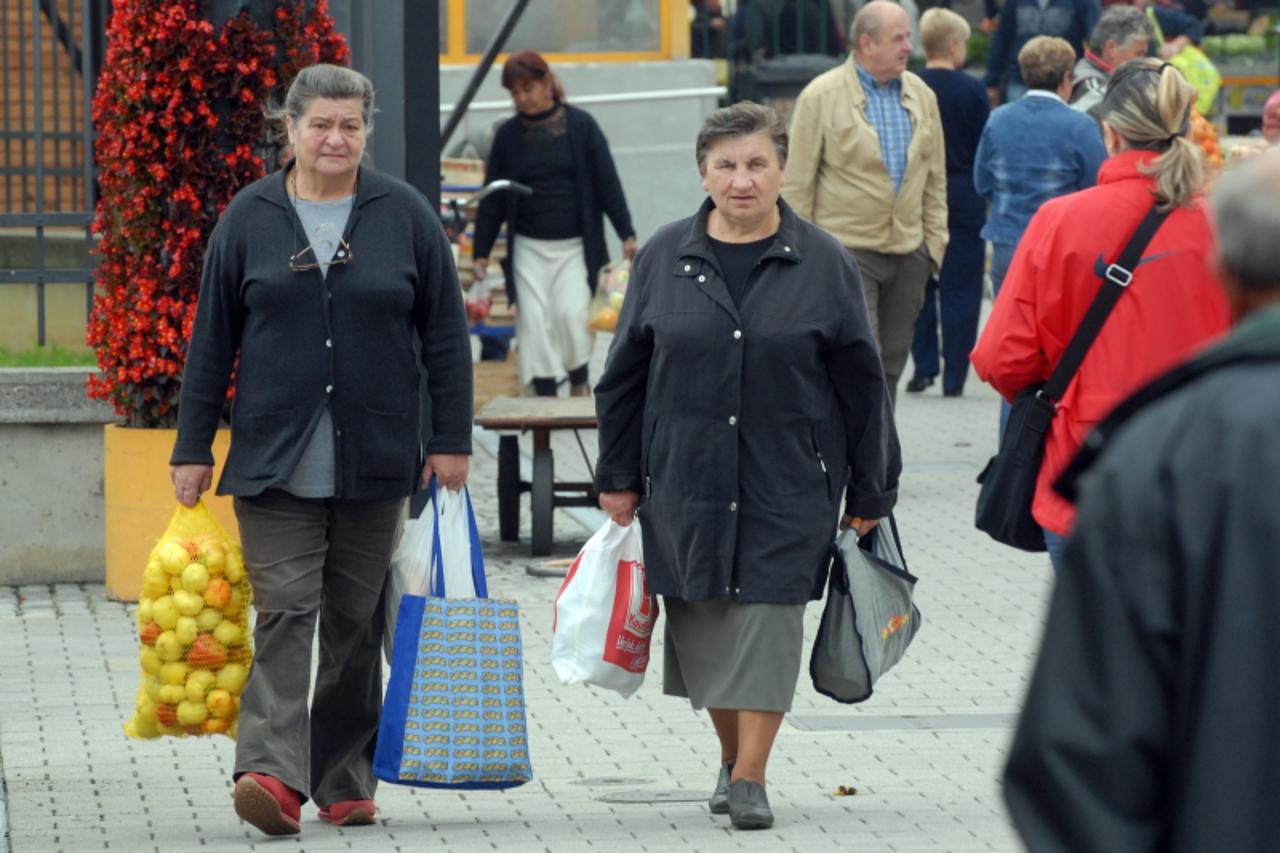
473, 396, 598, 556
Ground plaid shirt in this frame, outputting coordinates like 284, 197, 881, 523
855, 62, 913, 193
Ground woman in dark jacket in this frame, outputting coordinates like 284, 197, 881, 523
593, 102, 901, 831
170, 65, 472, 837
472, 50, 637, 397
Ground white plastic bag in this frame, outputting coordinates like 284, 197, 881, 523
384, 479, 486, 660
551, 519, 656, 698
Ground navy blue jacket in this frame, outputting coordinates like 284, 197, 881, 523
986, 0, 1101, 91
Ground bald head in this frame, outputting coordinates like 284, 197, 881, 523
1212, 147, 1280, 317
852, 1, 913, 84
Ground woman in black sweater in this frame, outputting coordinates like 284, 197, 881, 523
472, 50, 638, 397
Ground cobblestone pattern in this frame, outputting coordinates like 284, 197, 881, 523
0, 334, 1053, 852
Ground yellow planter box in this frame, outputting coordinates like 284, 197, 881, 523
103, 424, 239, 602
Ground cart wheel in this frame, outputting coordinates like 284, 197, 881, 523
497, 435, 520, 541
531, 446, 554, 556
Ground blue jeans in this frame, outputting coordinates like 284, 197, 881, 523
990, 240, 1018, 435
1043, 528, 1066, 574
909, 230, 985, 394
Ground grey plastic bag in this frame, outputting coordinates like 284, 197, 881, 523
809, 515, 921, 704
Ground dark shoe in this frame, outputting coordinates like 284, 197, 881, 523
943, 387, 963, 398
906, 375, 935, 393
234, 773, 302, 836
318, 799, 376, 826
728, 779, 773, 830
709, 762, 734, 814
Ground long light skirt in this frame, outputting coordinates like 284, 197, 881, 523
511, 235, 595, 389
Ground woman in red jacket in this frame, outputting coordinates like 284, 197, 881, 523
971, 59, 1230, 571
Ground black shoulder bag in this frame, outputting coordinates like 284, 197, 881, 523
975, 203, 1170, 552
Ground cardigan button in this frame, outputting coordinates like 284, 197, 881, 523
728, 416, 737, 426
697, 274, 706, 283
729, 501, 737, 512
325, 385, 333, 393
683, 264, 691, 272
325, 339, 332, 348
733, 330, 742, 340
783, 245, 792, 253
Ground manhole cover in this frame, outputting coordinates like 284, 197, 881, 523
597, 789, 706, 804
571, 776, 653, 787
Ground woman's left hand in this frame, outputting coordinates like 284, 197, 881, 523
622, 236, 638, 260
423, 454, 470, 491
840, 515, 880, 537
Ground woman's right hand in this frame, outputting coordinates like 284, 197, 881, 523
171, 464, 213, 508
472, 257, 489, 281
599, 490, 640, 527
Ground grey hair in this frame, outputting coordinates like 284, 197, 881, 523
851, 1, 898, 47
1212, 148, 1280, 292
1088, 6, 1153, 56
269, 63, 376, 133
695, 101, 788, 170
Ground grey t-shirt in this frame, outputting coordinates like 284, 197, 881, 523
283, 194, 355, 498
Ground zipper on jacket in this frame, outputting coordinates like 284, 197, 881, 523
811, 426, 832, 500
643, 419, 658, 499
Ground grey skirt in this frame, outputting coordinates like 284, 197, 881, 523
662, 598, 805, 713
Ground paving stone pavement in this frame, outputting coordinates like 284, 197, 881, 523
0, 330, 1054, 853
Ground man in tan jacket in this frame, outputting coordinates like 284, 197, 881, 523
784, 0, 949, 401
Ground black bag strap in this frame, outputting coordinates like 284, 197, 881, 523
1041, 203, 1171, 403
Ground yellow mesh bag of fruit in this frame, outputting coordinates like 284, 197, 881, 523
124, 500, 252, 739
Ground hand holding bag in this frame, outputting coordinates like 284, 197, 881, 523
384, 478, 486, 660
374, 482, 531, 790
810, 515, 921, 704
975, 204, 1170, 551
551, 519, 657, 698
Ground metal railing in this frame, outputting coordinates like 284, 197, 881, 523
0, 0, 106, 348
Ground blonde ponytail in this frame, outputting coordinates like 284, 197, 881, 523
1100, 59, 1204, 211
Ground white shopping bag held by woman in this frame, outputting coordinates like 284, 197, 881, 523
551, 519, 657, 698
384, 477, 486, 660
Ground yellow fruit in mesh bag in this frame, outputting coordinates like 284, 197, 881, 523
159, 661, 190, 686
129, 714, 161, 739
223, 587, 246, 621
175, 616, 199, 646
216, 663, 248, 695
185, 669, 217, 702
142, 566, 169, 599
155, 540, 191, 575
181, 562, 210, 594
203, 578, 232, 609
139, 647, 163, 676
157, 683, 186, 706
144, 676, 163, 702
136, 693, 158, 723
206, 688, 235, 719
196, 607, 223, 632
174, 589, 204, 617
176, 700, 208, 726
202, 717, 230, 735
137, 598, 154, 627
169, 574, 186, 594
154, 630, 183, 662
213, 620, 243, 648
224, 552, 246, 584
151, 595, 179, 630
196, 538, 228, 574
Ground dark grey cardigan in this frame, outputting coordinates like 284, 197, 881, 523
171, 165, 473, 500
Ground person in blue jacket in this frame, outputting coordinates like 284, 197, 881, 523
985, 0, 1101, 104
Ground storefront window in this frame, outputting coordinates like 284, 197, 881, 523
463, 0, 662, 55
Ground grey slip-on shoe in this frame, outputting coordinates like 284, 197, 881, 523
728, 779, 773, 830
708, 762, 733, 814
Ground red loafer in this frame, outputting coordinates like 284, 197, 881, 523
233, 773, 302, 836
318, 799, 377, 826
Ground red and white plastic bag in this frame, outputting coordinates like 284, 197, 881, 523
551, 518, 657, 698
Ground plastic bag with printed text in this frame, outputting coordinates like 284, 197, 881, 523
551, 518, 656, 698
123, 501, 252, 739
588, 259, 631, 332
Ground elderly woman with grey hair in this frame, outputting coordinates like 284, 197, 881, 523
593, 101, 901, 830
170, 64, 473, 836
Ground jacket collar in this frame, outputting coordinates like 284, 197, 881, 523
253, 163, 392, 210
1097, 149, 1162, 185
675, 195, 807, 268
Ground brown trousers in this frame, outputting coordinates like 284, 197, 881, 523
232, 489, 403, 806
849, 246, 933, 405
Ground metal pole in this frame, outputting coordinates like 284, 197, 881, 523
403, 0, 440, 206
33, 0, 46, 346
438, 0, 532, 151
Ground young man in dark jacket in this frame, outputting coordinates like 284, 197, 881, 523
1003, 148, 1280, 852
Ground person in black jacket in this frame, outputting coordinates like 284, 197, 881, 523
472, 50, 637, 397
594, 102, 901, 831
170, 65, 472, 837
1003, 148, 1280, 852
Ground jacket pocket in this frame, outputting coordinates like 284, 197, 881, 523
811, 424, 832, 501
358, 406, 412, 481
